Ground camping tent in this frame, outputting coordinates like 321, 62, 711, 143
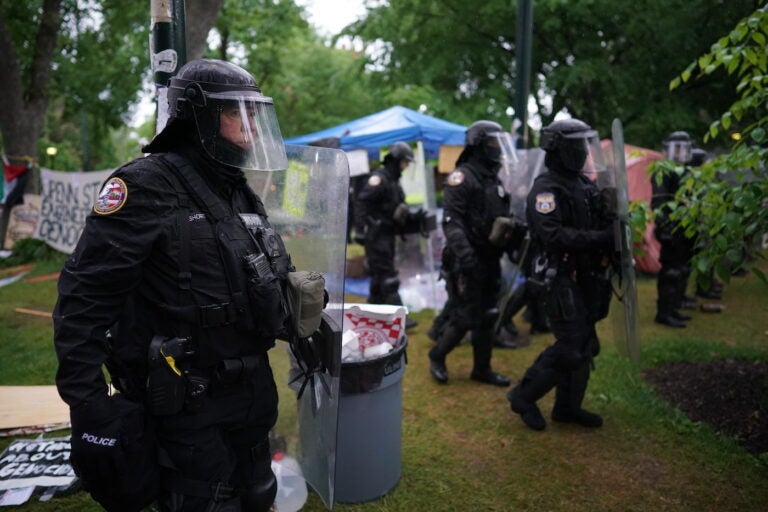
602, 140, 665, 275
284, 105, 467, 159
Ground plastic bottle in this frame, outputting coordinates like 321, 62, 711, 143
271, 452, 308, 512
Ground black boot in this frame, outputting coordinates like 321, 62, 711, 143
428, 323, 464, 384
506, 364, 557, 431
493, 324, 531, 349
655, 313, 686, 328
655, 299, 686, 328
552, 363, 603, 428
471, 368, 511, 386
470, 329, 510, 386
670, 310, 692, 321
507, 387, 546, 430
405, 317, 419, 330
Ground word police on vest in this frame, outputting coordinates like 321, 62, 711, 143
81, 433, 117, 447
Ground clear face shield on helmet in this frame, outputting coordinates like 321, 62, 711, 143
484, 131, 519, 177
192, 90, 288, 171
664, 140, 692, 163
559, 130, 606, 178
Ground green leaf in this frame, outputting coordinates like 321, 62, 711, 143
722, 112, 732, 129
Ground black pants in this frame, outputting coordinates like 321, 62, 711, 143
430, 253, 502, 370
656, 233, 694, 316
365, 234, 402, 305
156, 354, 278, 512
513, 276, 598, 410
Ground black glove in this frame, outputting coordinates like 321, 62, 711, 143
70, 395, 158, 512
596, 226, 615, 249
600, 187, 618, 217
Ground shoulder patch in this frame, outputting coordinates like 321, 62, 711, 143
368, 175, 382, 187
534, 192, 556, 214
447, 170, 465, 186
94, 177, 128, 215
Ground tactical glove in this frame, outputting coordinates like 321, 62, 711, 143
70, 394, 158, 512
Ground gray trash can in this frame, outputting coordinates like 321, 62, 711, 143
335, 340, 407, 503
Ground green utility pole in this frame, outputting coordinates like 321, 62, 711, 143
514, 0, 534, 148
80, 108, 90, 171
150, 0, 187, 134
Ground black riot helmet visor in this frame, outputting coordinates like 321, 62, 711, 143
541, 119, 604, 174
167, 59, 287, 171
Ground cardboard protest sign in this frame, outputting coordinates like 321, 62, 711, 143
0, 437, 75, 491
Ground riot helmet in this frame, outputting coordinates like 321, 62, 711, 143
463, 120, 518, 169
167, 59, 287, 171
540, 118, 604, 174
388, 141, 415, 163
663, 131, 693, 163
689, 147, 707, 167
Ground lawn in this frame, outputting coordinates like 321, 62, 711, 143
0, 253, 766, 511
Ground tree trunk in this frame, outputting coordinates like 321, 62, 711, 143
185, 0, 224, 60
0, 0, 63, 243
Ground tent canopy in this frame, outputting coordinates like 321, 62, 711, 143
284, 105, 467, 159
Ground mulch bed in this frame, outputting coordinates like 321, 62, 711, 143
643, 359, 768, 455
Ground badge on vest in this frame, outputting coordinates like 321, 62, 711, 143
447, 170, 464, 186
368, 175, 382, 187
94, 177, 128, 215
535, 192, 556, 214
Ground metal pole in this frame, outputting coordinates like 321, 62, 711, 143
150, 0, 187, 134
514, 0, 534, 148
80, 108, 90, 171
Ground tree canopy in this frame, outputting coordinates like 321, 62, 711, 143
654, 4, 767, 285
345, 0, 762, 148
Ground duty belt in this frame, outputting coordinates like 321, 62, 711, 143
156, 302, 240, 328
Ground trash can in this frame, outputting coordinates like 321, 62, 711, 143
335, 340, 407, 503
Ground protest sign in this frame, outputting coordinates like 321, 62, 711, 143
34, 168, 112, 254
0, 436, 75, 491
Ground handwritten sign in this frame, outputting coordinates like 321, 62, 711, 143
34, 168, 112, 254
0, 437, 76, 491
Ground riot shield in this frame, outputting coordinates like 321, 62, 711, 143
397, 142, 441, 311
494, 148, 546, 333
245, 144, 348, 507
607, 119, 641, 363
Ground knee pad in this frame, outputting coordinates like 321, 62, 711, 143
659, 267, 684, 281
481, 307, 499, 327
381, 276, 400, 295
551, 345, 587, 371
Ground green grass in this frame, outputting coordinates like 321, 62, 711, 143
1, 256, 767, 510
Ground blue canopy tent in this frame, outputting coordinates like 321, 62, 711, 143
283, 105, 466, 159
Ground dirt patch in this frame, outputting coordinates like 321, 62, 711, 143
643, 359, 768, 455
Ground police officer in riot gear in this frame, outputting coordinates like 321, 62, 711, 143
54, 59, 292, 512
355, 141, 424, 327
653, 131, 697, 327
428, 120, 520, 386
507, 118, 614, 431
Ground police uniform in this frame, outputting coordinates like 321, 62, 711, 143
54, 59, 290, 512
355, 163, 407, 305
428, 138, 514, 386
507, 118, 612, 431
652, 165, 695, 327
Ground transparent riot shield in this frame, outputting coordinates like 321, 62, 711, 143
246, 144, 348, 507
397, 141, 441, 311
494, 148, 546, 333
607, 119, 641, 363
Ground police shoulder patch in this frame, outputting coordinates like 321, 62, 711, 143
94, 177, 128, 215
368, 175, 382, 187
447, 170, 465, 186
535, 192, 556, 214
